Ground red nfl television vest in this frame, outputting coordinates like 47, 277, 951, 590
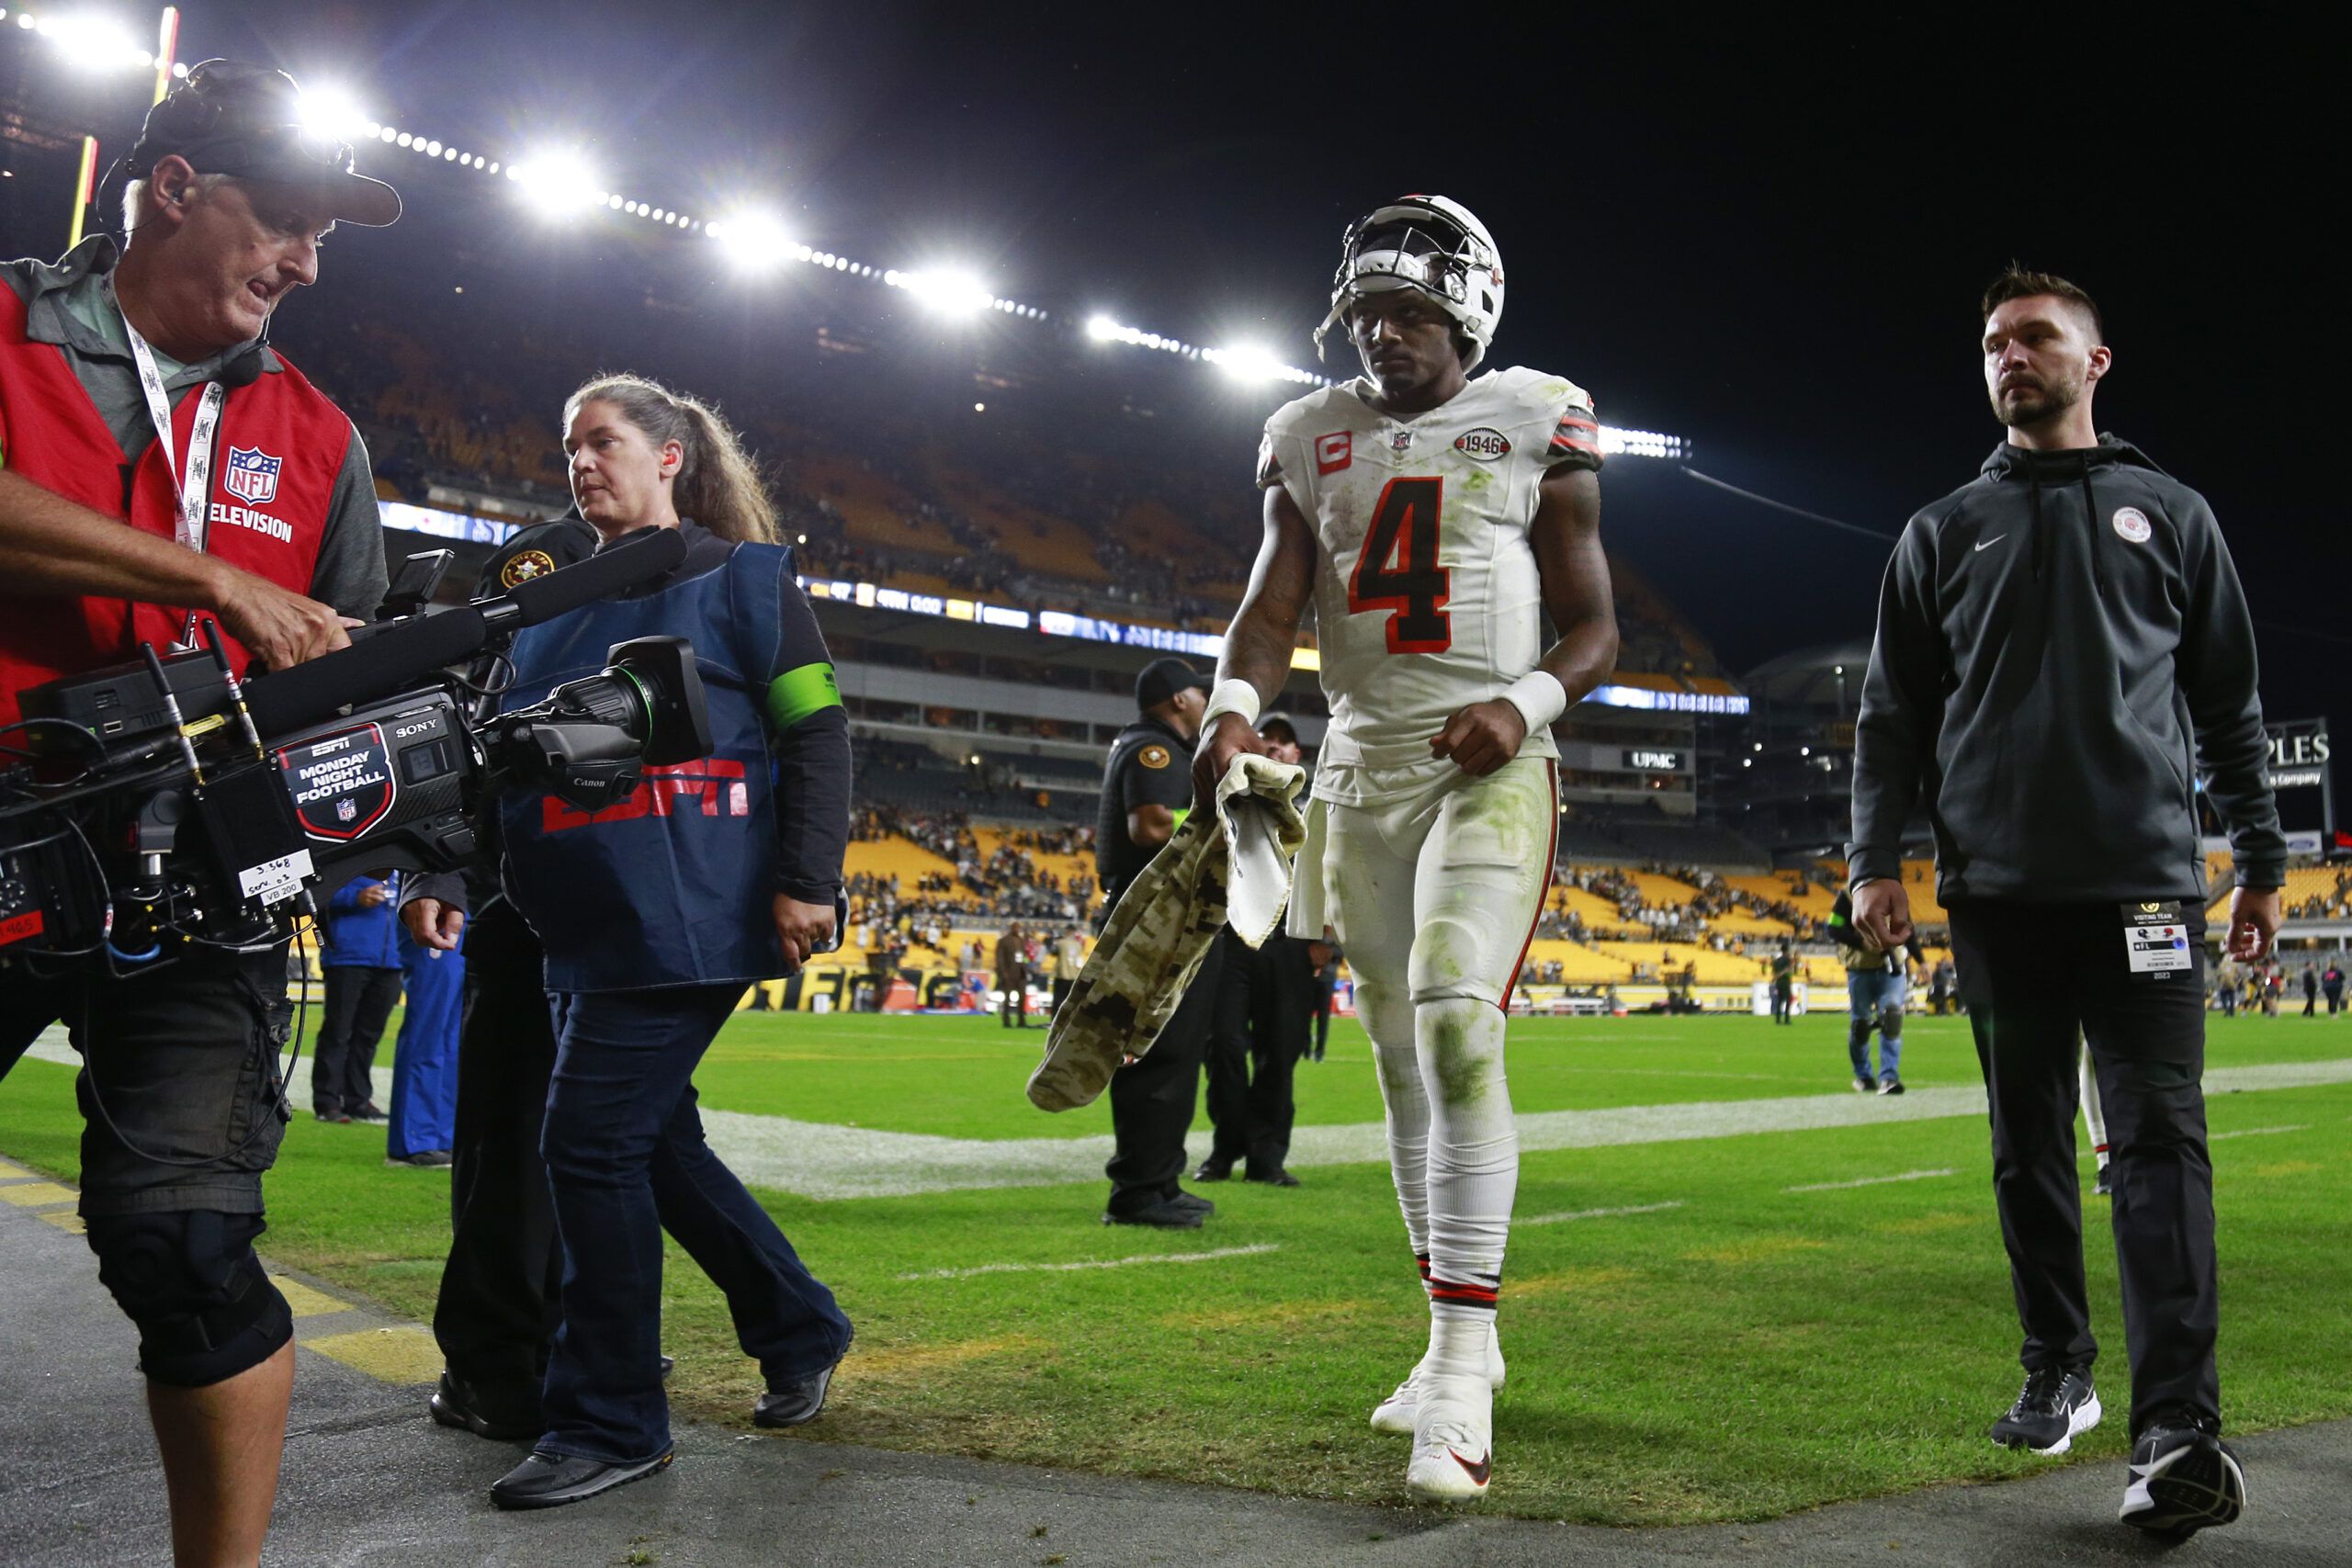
0, 283, 350, 726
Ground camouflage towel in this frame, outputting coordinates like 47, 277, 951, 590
1026, 754, 1307, 1111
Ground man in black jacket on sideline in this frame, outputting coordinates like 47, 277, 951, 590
1849, 267, 2282, 1541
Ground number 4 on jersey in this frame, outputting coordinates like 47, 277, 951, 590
1347, 476, 1451, 653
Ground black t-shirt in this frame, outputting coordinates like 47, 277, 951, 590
1095, 716, 1192, 896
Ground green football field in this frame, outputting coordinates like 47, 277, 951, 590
4, 1008, 2347, 1525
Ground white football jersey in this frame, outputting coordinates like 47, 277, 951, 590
1256, 367, 1601, 795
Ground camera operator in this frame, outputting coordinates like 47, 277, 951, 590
404, 374, 853, 1510
0, 62, 397, 1568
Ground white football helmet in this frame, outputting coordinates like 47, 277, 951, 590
1314, 195, 1505, 371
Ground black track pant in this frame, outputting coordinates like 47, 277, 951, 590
311, 964, 401, 1115
1105, 940, 1223, 1213
431, 899, 562, 1408
1946, 899, 2220, 1435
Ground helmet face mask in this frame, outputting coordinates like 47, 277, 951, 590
1314, 195, 1504, 372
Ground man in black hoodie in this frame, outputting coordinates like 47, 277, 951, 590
1849, 267, 2283, 1540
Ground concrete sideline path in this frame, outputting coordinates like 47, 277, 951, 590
5, 1150, 2346, 1567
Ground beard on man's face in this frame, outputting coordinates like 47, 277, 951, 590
1991, 370, 2078, 427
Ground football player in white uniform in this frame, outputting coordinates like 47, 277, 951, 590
1192, 196, 1618, 1501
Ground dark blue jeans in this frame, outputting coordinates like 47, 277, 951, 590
540, 983, 851, 1462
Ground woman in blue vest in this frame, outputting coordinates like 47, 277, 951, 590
406, 374, 853, 1509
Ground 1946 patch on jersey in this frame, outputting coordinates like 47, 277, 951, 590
1453, 427, 1511, 460
1138, 744, 1171, 769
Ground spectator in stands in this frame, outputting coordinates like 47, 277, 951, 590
996, 922, 1032, 1027
313, 873, 401, 1124
1849, 268, 2282, 1535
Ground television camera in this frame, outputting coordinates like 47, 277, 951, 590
0, 527, 710, 976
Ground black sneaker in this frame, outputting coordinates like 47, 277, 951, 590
314, 1107, 351, 1123
1192, 1159, 1233, 1182
1852, 1075, 1874, 1094
1246, 1168, 1302, 1187
488, 1449, 673, 1510
1165, 1189, 1216, 1217
388, 1149, 454, 1168
1990, 1367, 2101, 1455
2094, 1163, 2114, 1198
1102, 1198, 1204, 1230
1877, 1078, 1905, 1096
350, 1100, 390, 1122
752, 1357, 842, 1428
429, 1371, 540, 1442
2120, 1413, 2245, 1538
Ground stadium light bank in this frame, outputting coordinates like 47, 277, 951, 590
2, 13, 1684, 457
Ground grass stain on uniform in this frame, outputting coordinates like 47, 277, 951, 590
1425, 1002, 1493, 1107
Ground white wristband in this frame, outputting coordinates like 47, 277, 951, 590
1202, 678, 1262, 730
1500, 670, 1568, 732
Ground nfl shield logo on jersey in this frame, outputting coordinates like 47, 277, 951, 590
335, 797, 358, 824
223, 446, 282, 505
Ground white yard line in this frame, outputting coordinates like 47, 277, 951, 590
898, 1243, 1280, 1280
23, 1032, 2352, 1202
2209, 1123, 2311, 1140
1520, 1201, 1688, 1225
1785, 1168, 1957, 1193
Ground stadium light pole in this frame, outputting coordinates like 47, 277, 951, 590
62, 5, 177, 250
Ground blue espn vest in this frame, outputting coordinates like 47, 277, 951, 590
500, 540, 793, 993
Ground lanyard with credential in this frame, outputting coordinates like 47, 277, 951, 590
105, 277, 227, 554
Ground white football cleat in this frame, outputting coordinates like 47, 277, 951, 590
1405, 1374, 1493, 1502
1370, 1325, 1505, 1435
